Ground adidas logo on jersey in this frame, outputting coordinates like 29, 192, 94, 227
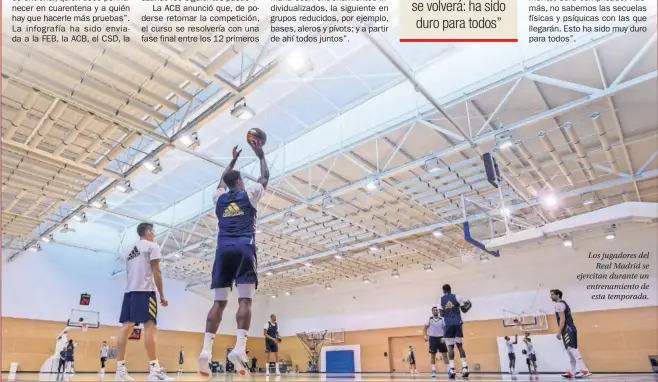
127, 246, 140, 261
223, 202, 245, 217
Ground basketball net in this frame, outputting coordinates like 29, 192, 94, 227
81, 323, 88, 332
456, 240, 478, 263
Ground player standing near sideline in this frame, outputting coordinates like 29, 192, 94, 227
100, 341, 109, 375
264, 314, 282, 375
439, 284, 472, 379
424, 306, 449, 378
115, 222, 172, 382
197, 142, 269, 377
407, 346, 418, 374
551, 289, 591, 379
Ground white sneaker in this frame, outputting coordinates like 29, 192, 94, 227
574, 370, 592, 378
197, 352, 211, 377
114, 368, 135, 382
228, 350, 250, 376
148, 367, 174, 381
275, 369, 281, 375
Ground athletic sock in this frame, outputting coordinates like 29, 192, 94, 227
234, 329, 248, 354
202, 333, 215, 355
149, 360, 160, 370
431, 365, 436, 371
449, 360, 455, 369
569, 348, 588, 371
275, 362, 280, 371
461, 358, 468, 368
117, 361, 126, 370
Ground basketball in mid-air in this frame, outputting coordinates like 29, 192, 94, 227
247, 128, 267, 146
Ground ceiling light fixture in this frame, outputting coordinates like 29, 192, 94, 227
144, 159, 163, 174
27, 243, 42, 252
563, 238, 573, 247
369, 245, 381, 252
41, 234, 54, 243
392, 269, 400, 278
283, 211, 296, 224
362, 276, 371, 284
325, 283, 332, 290
605, 232, 616, 240
230, 98, 256, 120
424, 264, 433, 272
500, 207, 511, 217
323, 197, 336, 209
540, 193, 558, 208
60, 224, 75, 233
287, 48, 313, 75
495, 133, 514, 149
115, 181, 134, 193
72, 212, 87, 223
90, 198, 107, 209
423, 157, 441, 173
266, 271, 273, 276
284, 291, 292, 296
334, 254, 343, 260
432, 230, 443, 238
304, 262, 312, 267
366, 179, 380, 191
179, 132, 200, 150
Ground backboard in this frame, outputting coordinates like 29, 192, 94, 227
67, 309, 100, 329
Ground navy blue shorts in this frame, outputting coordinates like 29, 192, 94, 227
444, 324, 464, 339
265, 339, 279, 353
119, 291, 157, 325
562, 327, 578, 349
211, 238, 258, 290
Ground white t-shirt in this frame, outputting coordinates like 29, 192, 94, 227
526, 341, 535, 355
214, 183, 265, 208
505, 339, 515, 353
554, 301, 566, 313
124, 239, 162, 292
100, 345, 109, 358
426, 316, 445, 337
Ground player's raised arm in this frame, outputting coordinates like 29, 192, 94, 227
250, 141, 269, 189
218, 146, 242, 191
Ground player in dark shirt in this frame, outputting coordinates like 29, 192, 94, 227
551, 289, 591, 378
439, 284, 472, 379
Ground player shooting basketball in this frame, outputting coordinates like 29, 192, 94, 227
198, 130, 269, 377
439, 284, 472, 380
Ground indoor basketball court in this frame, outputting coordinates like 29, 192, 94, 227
2, 7, 657, 382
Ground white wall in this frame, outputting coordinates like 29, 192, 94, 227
1, 244, 267, 336
264, 225, 658, 335
496, 335, 569, 373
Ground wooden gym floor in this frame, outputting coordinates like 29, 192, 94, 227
3, 373, 657, 381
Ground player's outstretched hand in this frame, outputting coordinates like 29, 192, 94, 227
160, 297, 169, 307
424, 335, 428, 342
277, 337, 282, 343
250, 140, 264, 159
232, 145, 242, 160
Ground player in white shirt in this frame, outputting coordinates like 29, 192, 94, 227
198, 143, 269, 377
424, 307, 449, 378
523, 334, 538, 374
99, 341, 109, 375
504, 335, 518, 375
115, 222, 172, 381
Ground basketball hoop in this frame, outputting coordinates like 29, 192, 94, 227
456, 240, 478, 263
81, 323, 88, 332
